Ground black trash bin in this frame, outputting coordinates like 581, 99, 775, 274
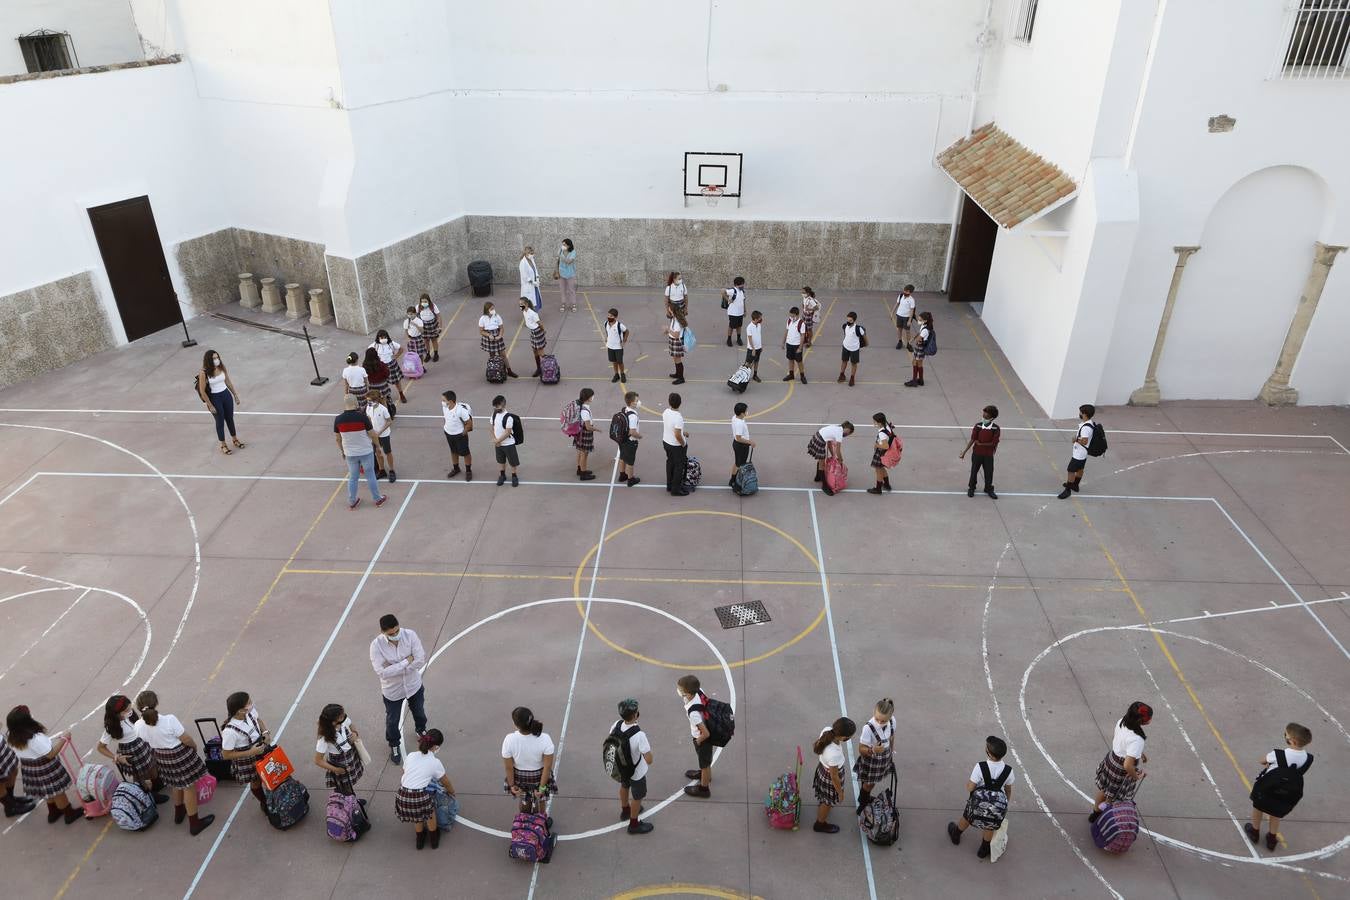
467, 260, 493, 297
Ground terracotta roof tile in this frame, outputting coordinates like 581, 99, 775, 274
936, 124, 1077, 229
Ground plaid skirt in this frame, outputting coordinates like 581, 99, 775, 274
504, 767, 557, 796
0, 739, 16, 779
347, 382, 368, 404
529, 326, 547, 351
154, 743, 208, 790
113, 737, 155, 784
853, 749, 894, 784
368, 378, 394, 408
420, 317, 440, 340
395, 786, 435, 823
20, 754, 71, 800
407, 334, 427, 358
230, 754, 260, 786
807, 433, 828, 460
481, 330, 506, 354
870, 446, 886, 468
574, 427, 595, 453
803, 308, 818, 330
1094, 751, 1141, 802
386, 359, 403, 386
812, 763, 841, 805
324, 745, 364, 791
669, 334, 684, 357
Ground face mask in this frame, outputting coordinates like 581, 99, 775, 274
982, 418, 992, 426
379, 338, 389, 344
386, 631, 400, 642
420, 302, 429, 308
488, 309, 496, 317
212, 357, 221, 366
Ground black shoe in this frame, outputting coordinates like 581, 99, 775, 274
800, 374, 807, 384
822, 484, 835, 496
1070, 481, 1080, 492
968, 486, 976, 497
684, 769, 702, 780
497, 473, 507, 485
448, 466, 460, 478
977, 840, 991, 859
628, 821, 654, 835
906, 344, 914, 352
511, 474, 519, 487
947, 822, 962, 844
672, 377, 685, 385
1057, 485, 1072, 499
896, 341, 904, 349
611, 374, 621, 383
883, 479, 892, 491
376, 469, 387, 481
683, 785, 710, 798
432, 352, 440, 362
729, 477, 737, 488
389, 470, 397, 483
627, 477, 640, 487
986, 488, 998, 499
737, 336, 744, 346
903, 380, 918, 387
868, 486, 883, 494
814, 471, 824, 482
751, 374, 761, 382
812, 821, 840, 834
416, 830, 427, 850
464, 468, 472, 481
579, 472, 596, 481
669, 373, 679, 378
153, 793, 170, 805
671, 488, 689, 496
1244, 822, 1260, 844
837, 374, 846, 383
507, 370, 520, 378
390, 745, 403, 765
726, 337, 733, 347
1088, 808, 1102, 823
189, 813, 214, 835
782, 374, 794, 382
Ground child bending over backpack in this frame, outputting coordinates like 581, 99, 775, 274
948, 735, 1014, 860
1246, 722, 1313, 851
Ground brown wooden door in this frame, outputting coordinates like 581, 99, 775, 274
87, 196, 180, 341
948, 194, 998, 303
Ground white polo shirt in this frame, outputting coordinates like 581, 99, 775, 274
842, 322, 863, 352
624, 407, 640, 437
522, 307, 541, 330
970, 760, 1016, 787
501, 732, 556, 771
342, 365, 367, 390
665, 281, 688, 305
1072, 422, 1094, 461
745, 321, 763, 350
605, 320, 627, 349
818, 424, 846, 444
895, 292, 916, 318
1111, 719, 1145, 760
493, 410, 516, 446
785, 317, 804, 347
611, 720, 652, 781
400, 750, 445, 790
731, 416, 750, 442
13, 732, 54, 760
134, 714, 187, 751
725, 287, 745, 317
662, 408, 686, 446
366, 402, 392, 438
443, 402, 472, 436
817, 729, 846, 769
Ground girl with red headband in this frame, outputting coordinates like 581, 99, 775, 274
4, 705, 83, 824
97, 695, 168, 804
1090, 700, 1153, 822
395, 729, 455, 850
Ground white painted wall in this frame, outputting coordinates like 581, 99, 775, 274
0, 0, 143, 76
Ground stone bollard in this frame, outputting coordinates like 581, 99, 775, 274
308, 288, 333, 326
260, 277, 284, 313
238, 273, 261, 309
284, 283, 307, 320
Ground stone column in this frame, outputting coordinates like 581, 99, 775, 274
1259, 241, 1347, 406
1129, 246, 1201, 406
259, 277, 284, 313
308, 288, 333, 326
238, 273, 260, 309
284, 283, 306, 320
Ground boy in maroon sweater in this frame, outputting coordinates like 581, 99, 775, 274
958, 405, 1000, 499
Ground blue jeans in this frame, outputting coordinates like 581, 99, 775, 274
346, 452, 382, 504
209, 390, 236, 442
383, 685, 428, 747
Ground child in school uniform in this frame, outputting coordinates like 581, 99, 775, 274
4, 705, 83, 824
904, 311, 934, 387
783, 307, 807, 383
220, 691, 270, 817
854, 698, 896, 809
520, 297, 548, 378
0, 730, 37, 818
812, 717, 857, 833
1058, 404, 1097, 499
479, 302, 519, 378
132, 691, 215, 834
617, 391, 641, 486
363, 346, 395, 415
366, 393, 396, 483
395, 729, 455, 850
612, 699, 655, 835
604, 308, 629, 383
575, 387, 597, 480
807, 422, 854, 494
664, 272, 688, 314
491, 395, 521, 486
801, 287, 821, 348
959, 405, 1000, 499
744, 310, 764, 382
342, 351, 369, 403
97, 694, 167, 804
666, 303, 688, 385
894, 284, 916, 350
730, 402, 754, 492
369, 329, 408, 404
314, 703, 364, 792
501, 707, 557, 801
947, 735, 1015, 859
1090, 700, 1152, 821
838, 312, 866, 386
404, 306, 428, 368
868, 413, 897, 495
441, 390, 473, 481
1246, 722, 1313, 851
724, 276, 746, 346
417, 293, 442, 362
677, 675, 713, 798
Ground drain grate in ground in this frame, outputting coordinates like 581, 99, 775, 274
714, 601, 772, 629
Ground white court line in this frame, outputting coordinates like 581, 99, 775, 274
182, 483, 420, 900
0, 472, 39, 509
1133, 646, 1260, 859
0, 588, 88, 685
807, 491, 878, 900
1119, 593, 1350, 629
525, 449, 624, 900
1111, 449, 1337, 476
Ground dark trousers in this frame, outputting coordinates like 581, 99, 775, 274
382, 685, 428, 747
664, 441, 688, 492
968, 454, 994, 490
209, 390, 236, 441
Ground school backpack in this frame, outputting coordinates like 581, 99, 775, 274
964, 761, 1012, 831
765, 746, 803, 830
325, 790, 369, 843
560, 400, 582, 436
486, 356, 507, 384
684, 455, 702, 491
602, 723, 641, 783
608, 411, 630, 443
76, 763, 119, 810
727, 365, 752, 393
1249, 749, 1313, 818
733, 458, 758, 496
195, 718, 232, 782
682, 326, 697, 352
692, 691, 735, 747
539, 354, 561, 385
859, 769, 899, 846
880, 428, 903, 468
511, 413, 526, 446
1086, 422, 1109, 457
109, 782, 158, 831
924, 330, 937, 356
400, 351, 424, 379
858, 324, 869, 348
265, 777, 310, 831
1090, 800, 1139, 853
509, 811, 553, 863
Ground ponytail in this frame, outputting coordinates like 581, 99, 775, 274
135, 690, 160, 727
813, 716, 857, 755
417, 728, 443, 754
512, 706, 543, 737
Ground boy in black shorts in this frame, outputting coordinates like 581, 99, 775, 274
604, 308, 628, 383
677, 675, 712, 798
617, 391, 641, 487
744, 310, 764, 382
1057, 404, 1095, 499
612, 699, 655, 835
724, 276, 746, 347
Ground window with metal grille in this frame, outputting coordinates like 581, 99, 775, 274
1012, 0, 1039, 44
18, 30, 75, 73
1283, 0, 1350, 72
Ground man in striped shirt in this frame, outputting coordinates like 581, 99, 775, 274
334, 395, 387, 509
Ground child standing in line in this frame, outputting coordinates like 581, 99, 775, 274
959, 405, 1000, 499
520, 297, 548, 378
132, 692, 215, 835
807, 421, 854, 494
801, 287, 821, 348
491, 395, 521, 487
314, 703, 364, 791
0, 730, 37, 818
868, 413, 896, 495
744, 310, 764, 382
417, 293, 442, 363
616, 391, 641, 486
677, 675, 713, 798
1246, 722, 1313, 851
1057, 404, 1096, 499
783, 307, 807, 383
730, 402, 754, 492
363, 347, 394, 414
502, 707, 557, 801
342, 351, 369, 403
404, 306, 428, 368
894, 284, 916, 350
220, 691, 270, 817
666, 303, 688, 385
854, 698, 896, 809
947, 735, 1015, 859
366, 392, 396, 483
612, 699, 655, 835
724, 276, 746, 346
479, 301, 519, 379
604, 308, 629, 383
1090, 700, 1152, 822
838, 311, 865, 386
395, 729, 455, 850
904, 311, 934, 387
664, 272, 688, 314
4, 706, 83, 824
98, 694, 168, 804
812, 717, 857, 833
441, 390, 473, 481
575, 387, 597, 481
369, 329, 408, 404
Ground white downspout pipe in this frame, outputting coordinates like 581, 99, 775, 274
941, 0, 996, 293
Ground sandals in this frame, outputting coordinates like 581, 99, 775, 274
219, 444, 232, 455
232, 438, 246, 449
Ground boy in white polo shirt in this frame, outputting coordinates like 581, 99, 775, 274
441, 390, 474, 481
366, 394, 396, 483
610, 699, 655, 835
744, 311, 764, 382
894, 284, 916, 350
662, 393, 689, 496
783, 307, 807, 384
604, 308, 629, 383
1057, 404, 1096, 499
724, 277, 746, 347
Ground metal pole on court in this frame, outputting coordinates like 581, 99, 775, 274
304, 326, 329, 386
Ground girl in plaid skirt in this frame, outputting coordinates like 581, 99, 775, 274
315, 703, 364, 792
1090, 700, 1153, 822
854, 698, 895, 809
868, 413, 897, 495
363, 347, 394, 412
807, 422, 854, 494
221, 691, 271, 816
666, 303, 687, 385
574, 388, 596, 480
801, 287, 820, 347
5, 706, 83, 824
417, 293, 442, 362
1, 731, 37, 818
370, 330, 408, 403
502, 707, 557, 802
97, 694, 167, 804
811, 717, 856, 833
342, 352, 369, 403
134, 691, 215, 834
396, 729, 456, 850
404, 306, 428, 365
519, 297, 548, 377
478, 302, 519, 378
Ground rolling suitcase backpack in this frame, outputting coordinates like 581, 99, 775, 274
265, 777, 310, 831
539, 354, 561, 384
1091, 800, 1139, 853
487, 356, 507, 384
75, 762, 119, 818
325, 772, 369, 843
733, 448, 758, 496
859, 768, 900, 846
765, 746, 803, 830
727, 365, 752, 393
109, 782, 158, 831
195, 718, 233, 782
508, 791, 555, 863
684, 455, 702, 491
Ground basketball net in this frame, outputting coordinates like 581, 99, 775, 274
701, 185, 724, 207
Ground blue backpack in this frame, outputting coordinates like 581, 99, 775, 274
924, 330, 937, 356
683, 327, 697, 352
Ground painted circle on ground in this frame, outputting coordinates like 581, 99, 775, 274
1020, 625, 1350, 866
420, 596, 735, 840
570, 510, 825, 670
611, 885, 764, 900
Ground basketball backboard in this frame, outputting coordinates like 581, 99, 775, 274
683, 151, 742, 208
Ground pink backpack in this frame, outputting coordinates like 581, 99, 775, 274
880, 428, 903, 468
400, 351, 424, 379
825, 458, 848, 492
508, 811, 552, 862
560, 400, 582, 437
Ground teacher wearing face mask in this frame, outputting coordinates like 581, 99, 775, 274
196, 349, 245, 455
369, 613, 428, 766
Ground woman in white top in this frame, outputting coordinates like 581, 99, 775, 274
724, 277, 746, 346
1090, 700, 1153, 821
730, 402, 754, 492
869, 412, 897, 495
666, 303, 687, 385
342, 351, 369, 402
132, 691, 214, 834
502, 707, 556, 800
220, 691, 270, 816
519, 297, 548, 377
478, 302, 519, 379
807, 421, 855, 495
416, 293, 443, 362
403, 305, 428, 365
519, 246, 542, 311
4, 705, 82, 823
905, 311, 934, 387
395, 728, 455, 850
314, 703, 364, 792
369, 329, 408, 403
574, 387, 597, 481
664, 272, 688, 313
196, 349, 244, 455
811, 716, 856, 833
801, 287, 821, 348
853, 698, 896, 805
556, 238, 578, 312
98, 694, 167, 803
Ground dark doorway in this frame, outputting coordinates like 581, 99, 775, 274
87, 196, 181, 341
947, 194, 998, 303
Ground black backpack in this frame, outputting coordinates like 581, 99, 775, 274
602, 723, 640, 783
691, 692, 736, 747
609, 411, 630, 443
499, 412, 525, 446
1086, 422, 1108, 457
1249, 749, 1312, 817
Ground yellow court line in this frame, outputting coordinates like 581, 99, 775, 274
52, 819, 113, 900
611, 885, 764, 900
442, 297, 469, 330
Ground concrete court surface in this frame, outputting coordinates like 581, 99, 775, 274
0, 284, 1348, 900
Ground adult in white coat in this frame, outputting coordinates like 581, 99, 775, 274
519, 247, 541, 311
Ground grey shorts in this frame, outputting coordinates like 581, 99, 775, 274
496, 444, 520, 467
622, 775, 648, 801
619, 439, 638, 465
445, 432, 470, 457
607, 348, 624, 364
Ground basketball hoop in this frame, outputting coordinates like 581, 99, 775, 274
701, 184, 724, 207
